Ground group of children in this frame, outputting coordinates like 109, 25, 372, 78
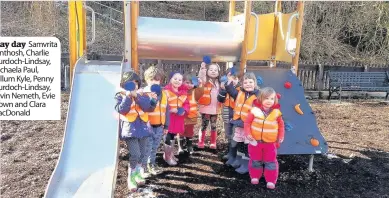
115, 61, 285, 192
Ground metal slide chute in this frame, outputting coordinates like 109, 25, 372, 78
44, 57, 121, 197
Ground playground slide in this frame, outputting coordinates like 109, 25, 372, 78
44, 58, 122, 198
248, 67, 328, 155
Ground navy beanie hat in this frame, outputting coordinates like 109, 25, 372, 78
169, 71, 182, 81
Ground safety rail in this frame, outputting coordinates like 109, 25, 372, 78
84, 5, 96, 45
248, 12, 259, 54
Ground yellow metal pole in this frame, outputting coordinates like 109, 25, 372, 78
75, 1, 85, 57
271, 0, 282, 67
68, 1, 77, 85
83, 4, 87, 53
239, 1, 252, 76
229, 1, 236, 22
131, 1, 139, 73
292, 1, 304, 73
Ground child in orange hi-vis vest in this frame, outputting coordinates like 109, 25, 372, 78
197, 62, 222, 149
163, 71, 191, 166
244, 87, 285, 189
114, 71, 158, 192
182, 73, 201, 154
141, 66, 169, 177
222, 72, 260, 174
217, 68, 240, 160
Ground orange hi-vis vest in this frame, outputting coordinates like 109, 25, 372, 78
148, 91, 167, 125
198, 82, 212, 105
120, 98, 149, 123
187, 90, 198, 119
165, 90, 187, 112
250, 107, 282, 142
232, 91, 257, 121
224, 87, 240, 108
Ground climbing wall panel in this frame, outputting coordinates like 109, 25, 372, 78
250, 68, 328, 155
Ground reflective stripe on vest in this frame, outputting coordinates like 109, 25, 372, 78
120, 99, 148, 122
232, 91, 257, 121
148, 91, 167, 125
187, 90, 198, 118
165, 90, 187, 111
250, 107, 281, 142
198, 82, 212, 105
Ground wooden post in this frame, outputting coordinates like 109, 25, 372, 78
131, 1, 139, 73
316, 64, 324, 91
229, 1, 236, 22
270, 0, 282, 67
291, 1, 304, 73
239, 1, 252, 77
364, 65, 369, 72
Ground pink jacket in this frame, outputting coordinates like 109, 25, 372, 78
198, 66, 221, 115
164, 83, 190, 134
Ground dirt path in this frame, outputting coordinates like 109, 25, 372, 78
1, 96, 389, 198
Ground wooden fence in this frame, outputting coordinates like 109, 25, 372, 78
60, 54, 389, 91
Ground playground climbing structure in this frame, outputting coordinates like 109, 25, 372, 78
44, 1, 328, 197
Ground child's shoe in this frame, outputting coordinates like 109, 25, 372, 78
177, 138, 185, 154
186, 139, 194, 154
197, 131, 206, 148
266, 182, 275, 189
138, 166, 150, 179
235, 158, 249, 174
251, 178, 259, 185
128, 170, 138, 192
148, 163, 162, 175
163, 144, 177, 166
225, 146, 238, 166
209, 131, 217, 149
231, 155, 243, 168
134, 168, 145, 185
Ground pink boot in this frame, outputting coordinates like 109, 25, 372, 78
209, 131, 217, 149
197, 130, 206, 149
163, 144, 177, 166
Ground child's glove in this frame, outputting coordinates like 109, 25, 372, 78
276, 139, 283, 148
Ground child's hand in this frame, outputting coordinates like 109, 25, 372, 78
131, 91, 137, 98
170, 108, 178, 113
220, 82, 226, 90
246, 134, 255, 141
164, 129, 168, 134
149, 92, 158, 100
200, 62, 206, 69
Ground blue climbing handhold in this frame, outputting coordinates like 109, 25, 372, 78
150, 84, 162, 96
285, 122, 293, 132
220, 75, 228, 83
203, 56, 211, 64
123, 81, 136, 91
230, 66, 237, 75
177, 107, 185, 116
256, 75, 263, 86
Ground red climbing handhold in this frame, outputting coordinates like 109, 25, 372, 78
276, 93, 281, 99
284, 81, 292, 89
